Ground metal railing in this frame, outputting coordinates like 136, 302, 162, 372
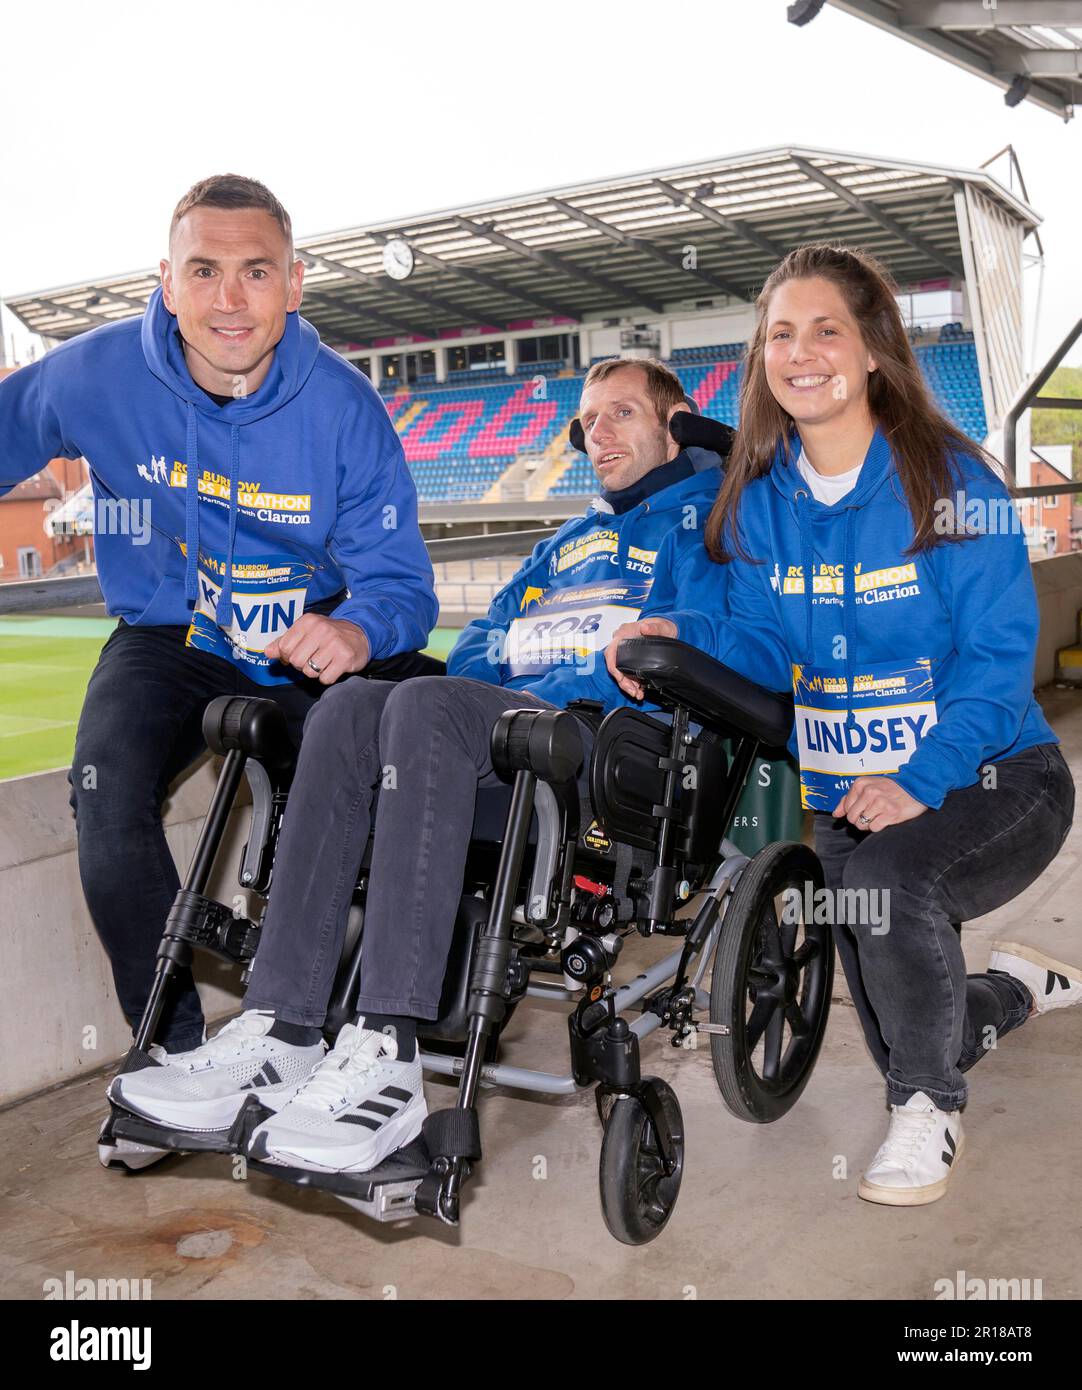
3, 464, 1079, 620
1004, 316, 1082, 486
0, 529, 561, 616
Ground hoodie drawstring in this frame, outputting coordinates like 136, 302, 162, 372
797, 491, 815, 663
183, 402, 200, 602
796, 488, 859, 730
182, 401, 240, 628
842, 506, 857, 731
215, 425, 240, 626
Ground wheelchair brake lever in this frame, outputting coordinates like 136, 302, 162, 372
415, 1156, 468, 1226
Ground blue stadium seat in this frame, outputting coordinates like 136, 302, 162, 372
381, 340, 986, 500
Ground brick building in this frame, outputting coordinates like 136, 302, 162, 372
1015, 442, 1074, 559
0, 364, 93, 581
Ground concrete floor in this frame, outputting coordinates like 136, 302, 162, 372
2, 687, 1080, 1302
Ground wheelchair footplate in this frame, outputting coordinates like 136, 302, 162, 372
245, 1106, 478, 1225
106, 1091, 270, 1160
245, 1135, 432, 1224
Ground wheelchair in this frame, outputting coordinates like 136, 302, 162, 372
98, 635, 834, 1245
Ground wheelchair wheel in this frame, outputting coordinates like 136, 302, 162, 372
598, 1078, 683, 1245
709, 841, 833, 1124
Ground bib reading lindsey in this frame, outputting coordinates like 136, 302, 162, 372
185, 544, 317, 686
793, 658, 938, 811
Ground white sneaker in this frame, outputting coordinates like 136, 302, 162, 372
858, 1092, 965, 1207
147, 1028, 206, 1064
988, 942, 1082, 1016
247, 1022, 426, 1173
108, 1010, 325, 1132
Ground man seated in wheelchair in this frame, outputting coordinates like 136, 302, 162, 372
110, 355, 729, 1173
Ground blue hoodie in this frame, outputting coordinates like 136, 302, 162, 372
663, 429, 1055, 811
448, 449, 723, 713
0, 289, 437, 684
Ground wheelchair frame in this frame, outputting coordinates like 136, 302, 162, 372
99, 638, 834, 1245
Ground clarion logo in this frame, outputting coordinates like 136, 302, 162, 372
49, 1321, 152, 1370
933, 1270, 1043, 1300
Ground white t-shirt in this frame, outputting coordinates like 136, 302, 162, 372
796, 449, 862, 505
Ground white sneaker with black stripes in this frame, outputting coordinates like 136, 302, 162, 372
247, 1021, 426, 1173
108, 1010, 324, 1132
988, 942, 1082, 1016
858, 1091, 965, 1207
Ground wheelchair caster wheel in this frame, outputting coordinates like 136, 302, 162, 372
598, 1078, 683, 1245
709, 841, 834, 1124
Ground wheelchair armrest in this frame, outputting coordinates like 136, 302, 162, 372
615, 637, 794, 749
202, 696, 298, 775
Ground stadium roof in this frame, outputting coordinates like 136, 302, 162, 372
815, 2, 1081, 120
4, 144, 1041, 349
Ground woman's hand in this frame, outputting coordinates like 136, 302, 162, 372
833, 776, 928, 831
604, 616, 679, 700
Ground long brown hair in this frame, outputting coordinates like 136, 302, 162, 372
704, 243, 999, 563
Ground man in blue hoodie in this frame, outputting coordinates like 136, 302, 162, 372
0, 174, 438, 1053
109, 358, 726, 1171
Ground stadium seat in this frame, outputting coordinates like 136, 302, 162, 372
381, 340, 987, 501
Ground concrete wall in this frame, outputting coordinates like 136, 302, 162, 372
0, 755, 252, 1105
2, 553, 1080, 1105
1032, 551, 1082, 683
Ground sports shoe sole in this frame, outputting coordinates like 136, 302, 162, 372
97, 1138, 170, 1171
258, 1092, 428, 1174
107, 1076, 304, 1133
857, 1132, 966, 1207
989, 941, 1082, 985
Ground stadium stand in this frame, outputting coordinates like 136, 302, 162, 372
383, 340, 987, 501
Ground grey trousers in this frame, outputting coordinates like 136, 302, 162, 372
243, 675, 562, 1023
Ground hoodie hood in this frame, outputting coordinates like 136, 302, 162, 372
599, 448, 696, 514
140, 287, 322, 622
589, 447, 717, 518
769, 427, 897, 730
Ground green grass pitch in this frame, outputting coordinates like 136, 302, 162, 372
0, 617, 462, 782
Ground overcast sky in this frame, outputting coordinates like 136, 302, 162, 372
1, 0, 1079, 365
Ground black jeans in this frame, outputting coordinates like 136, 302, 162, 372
243, 675, 569, 1024
813, 742, 1074, 1111
67, 603, 436, 1050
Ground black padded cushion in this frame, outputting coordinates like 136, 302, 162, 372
202, 696, 297, 772
569, 406, 733, 458
614, 637, 794, 749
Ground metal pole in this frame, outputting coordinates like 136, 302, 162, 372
1003, 316, 1082, 485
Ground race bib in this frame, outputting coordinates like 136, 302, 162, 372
504, 580, 650, 678
186, 545, 316, 686
793, 659, 938, 811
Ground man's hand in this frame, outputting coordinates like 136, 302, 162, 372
604, 616, 679, 700
832, 776, 927, 832
265, 614, 370, 686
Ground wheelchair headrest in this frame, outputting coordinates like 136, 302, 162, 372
569, 403, 735, 462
